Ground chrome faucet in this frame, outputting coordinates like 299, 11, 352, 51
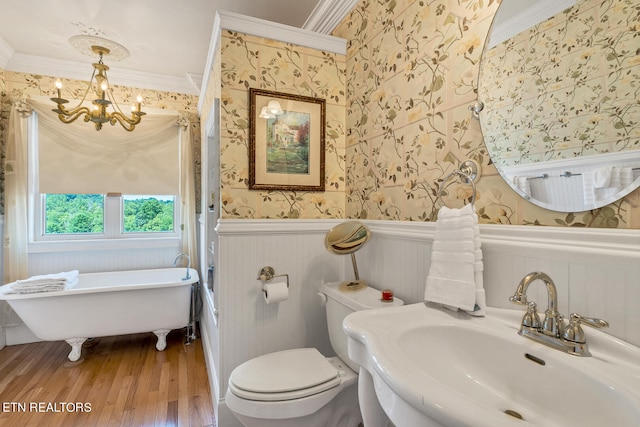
510, 271, 608, 357
510, 272, 563, 337
173, 253, 191, 280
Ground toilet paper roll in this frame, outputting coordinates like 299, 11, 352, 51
263, 278, 289, 304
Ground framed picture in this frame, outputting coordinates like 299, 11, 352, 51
249, 88, 325, 191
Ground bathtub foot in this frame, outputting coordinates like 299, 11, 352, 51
153, 328, 171, 351
65, 338, 87, 362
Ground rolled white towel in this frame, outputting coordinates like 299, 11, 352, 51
8, 270, 79, 294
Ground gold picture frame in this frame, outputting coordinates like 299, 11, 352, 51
249, 88, 325, 191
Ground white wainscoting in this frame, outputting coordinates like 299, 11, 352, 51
202, 219, 344, 427
200, 219, 640, 426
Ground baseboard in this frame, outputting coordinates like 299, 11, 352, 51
200, 288, 244, 427
200, 297, 221, 408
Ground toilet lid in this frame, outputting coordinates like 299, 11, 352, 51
229, 348, 341, 401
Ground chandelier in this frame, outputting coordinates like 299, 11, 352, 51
50, 36, 145, 132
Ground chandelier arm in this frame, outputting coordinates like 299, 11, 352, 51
55, 106, 93, 124
109, 111, 141, 132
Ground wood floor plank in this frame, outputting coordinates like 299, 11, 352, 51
0, 329, 215, 426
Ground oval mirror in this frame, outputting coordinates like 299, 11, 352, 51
325, 221, 370, 289
478, 0, 640, 212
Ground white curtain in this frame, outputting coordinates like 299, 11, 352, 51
178, 115, 197, 263
4, 101, 32, 282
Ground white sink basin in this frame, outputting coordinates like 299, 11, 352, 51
344, 303, 640, 427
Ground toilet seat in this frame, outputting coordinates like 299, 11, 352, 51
228, 348, 341, 401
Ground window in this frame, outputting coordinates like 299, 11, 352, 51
37, 194, 177, 240
45, 194, 105, 234
123, 195, 175, 233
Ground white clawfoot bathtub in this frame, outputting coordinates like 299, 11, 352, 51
0, 267, 199, 362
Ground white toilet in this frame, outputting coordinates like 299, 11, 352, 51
225, 282, 403, 427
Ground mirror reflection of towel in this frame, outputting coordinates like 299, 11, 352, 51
593, 166, 613, 188
513, 176, 531, 196
584, 167, 634, 206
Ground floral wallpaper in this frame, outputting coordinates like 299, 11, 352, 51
217, 31, 347, 219
332, 0, 640, 228
480, 0, 640, 167
0, 70, 202, 214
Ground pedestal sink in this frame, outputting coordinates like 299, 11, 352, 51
343, 303, 640, 427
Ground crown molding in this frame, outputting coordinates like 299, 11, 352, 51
3, 52, 200, 95
303, 0, 358, 34
218, 10, 346, 55
198, 10, 347, 113
489, 0, 575, 48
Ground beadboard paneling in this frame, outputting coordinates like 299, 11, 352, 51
205, 219, 345, 422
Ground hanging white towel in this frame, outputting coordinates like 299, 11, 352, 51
425, 204, 485, 316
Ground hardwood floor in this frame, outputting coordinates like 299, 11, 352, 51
0, 329, 215, 427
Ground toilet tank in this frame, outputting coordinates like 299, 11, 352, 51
322, 282, 403, 372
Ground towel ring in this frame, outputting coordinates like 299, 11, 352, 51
436, 169, 477, 207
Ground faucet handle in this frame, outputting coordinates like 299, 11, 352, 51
562, 313, 609, 343
521, 301, 541, 329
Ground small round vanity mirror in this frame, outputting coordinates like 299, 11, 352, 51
325, 221, 370, 290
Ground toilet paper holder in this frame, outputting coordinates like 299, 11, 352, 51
257, 266, 289, 288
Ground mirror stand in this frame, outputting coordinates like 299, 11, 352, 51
343, 252, 366, 290
325, 221, 371, 291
